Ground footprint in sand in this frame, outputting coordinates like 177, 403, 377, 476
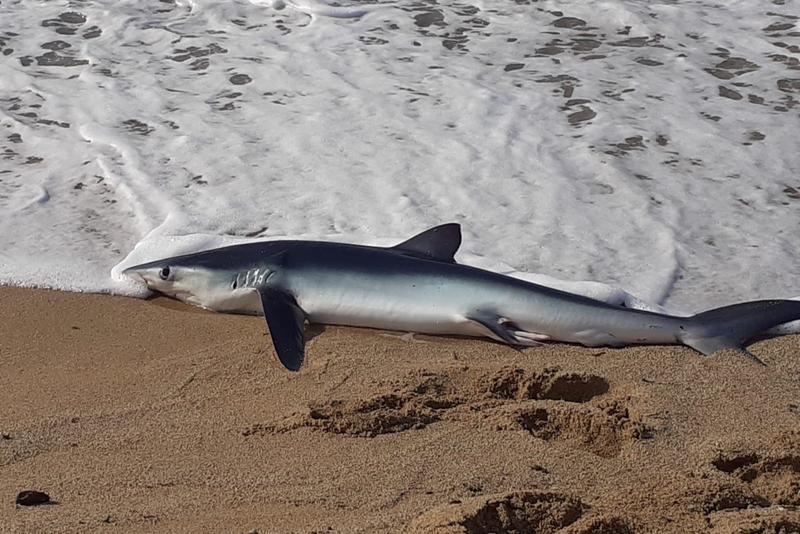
407, 490, 635, 534
241, 366, 651, 457
242, 371, 463, 437
482, 367, 652, 458
509, 400, 653, 459
407, 490, 586, 534
711, 449, 800, 506
484, 366, 609, 403
707, 507, 800, 534
703, 435, 800, 532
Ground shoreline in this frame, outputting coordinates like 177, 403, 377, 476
2, 285, 800, 533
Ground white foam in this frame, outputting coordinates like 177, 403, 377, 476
1, 0, 798, 321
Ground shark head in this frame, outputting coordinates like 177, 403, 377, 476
122, 249, 265, 312
124, 259, 222, 307
122, 241, 290, 313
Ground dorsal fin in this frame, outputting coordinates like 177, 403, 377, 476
391, 223, 462, 263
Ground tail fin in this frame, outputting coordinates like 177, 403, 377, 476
680, 300, 800, 356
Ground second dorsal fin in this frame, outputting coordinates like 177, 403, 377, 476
391, 223, 462, 263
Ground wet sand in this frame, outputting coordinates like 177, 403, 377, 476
1, 285, 799, 533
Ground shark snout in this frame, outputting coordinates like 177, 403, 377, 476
121, 257, 172, 284
122, 266, 146, 283
121, 261, 172, 290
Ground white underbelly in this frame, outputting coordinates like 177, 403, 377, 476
194, 281, 679, 348
195, 286, 469, 336
311, 310, 471, 334
297, 291, 471, 335
195, 288, 263, 315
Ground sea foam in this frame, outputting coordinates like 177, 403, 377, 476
1, 0, 798, 318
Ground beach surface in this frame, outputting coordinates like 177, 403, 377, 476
2, 285, 800, 533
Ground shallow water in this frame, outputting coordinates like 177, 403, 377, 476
1, 0, 798, 312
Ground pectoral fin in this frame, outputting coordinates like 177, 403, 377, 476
258, 288, 308, 371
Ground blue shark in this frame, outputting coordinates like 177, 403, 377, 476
123, 224, 800, 370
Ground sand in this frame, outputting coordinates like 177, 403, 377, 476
1, 285, 799, 533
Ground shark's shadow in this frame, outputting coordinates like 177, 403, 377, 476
305, 323, 326, 343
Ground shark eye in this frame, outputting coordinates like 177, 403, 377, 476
159, 266, 171, 280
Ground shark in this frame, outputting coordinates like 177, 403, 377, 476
123, 223, 800, 370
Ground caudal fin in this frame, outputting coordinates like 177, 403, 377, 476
680, 300, 800, 356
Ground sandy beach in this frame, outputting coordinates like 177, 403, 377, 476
1, 285, 799, 533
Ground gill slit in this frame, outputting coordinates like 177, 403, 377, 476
234, 268, 273, 290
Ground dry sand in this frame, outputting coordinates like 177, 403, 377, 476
1, 285, 799, 533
